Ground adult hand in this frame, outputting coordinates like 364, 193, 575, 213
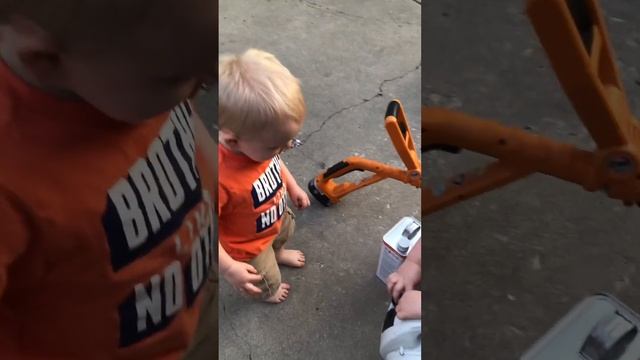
387, 260, 421, 302
386, 272, 407, 303
396, 290, 421, 320
396, 260, 421, 290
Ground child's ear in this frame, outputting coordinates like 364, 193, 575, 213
10, 16, 65, 88
219, 129, 240, 149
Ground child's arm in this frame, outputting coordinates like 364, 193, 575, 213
218, 242, 263, 296
280, 160, 310, 209
192, 112, 264, 296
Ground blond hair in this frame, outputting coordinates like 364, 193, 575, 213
218, 48, 305, 137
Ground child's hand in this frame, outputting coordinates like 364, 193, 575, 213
395, 290, 421, 320
289, 185, 311, 209
222, 260, 263, 297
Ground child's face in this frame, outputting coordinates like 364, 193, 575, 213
237, 120, 302, 163
50, 0, 218, 122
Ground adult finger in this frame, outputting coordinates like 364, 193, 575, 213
392, 283, 405, 302
386, 277, 397, 292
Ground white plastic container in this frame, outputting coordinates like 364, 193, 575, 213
521, 293, 640, 360
376, 217, 421, 283
380, 302, 421, 360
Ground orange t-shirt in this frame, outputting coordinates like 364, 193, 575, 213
218, 144, 288, 261
0, 60, 215, 359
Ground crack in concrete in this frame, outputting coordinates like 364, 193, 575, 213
411, 0, 422, 4
302, 0, 418, 26
295, 146, 325, 170
301, 0, 364, 20
221, 301, 254, 358
295, 63, 421, 169
387, 11, 420, 27
302, 63, 421, 146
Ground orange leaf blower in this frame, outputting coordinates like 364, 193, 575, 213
308, 100, 421, 206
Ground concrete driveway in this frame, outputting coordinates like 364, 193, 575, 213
216, 1, 421, 359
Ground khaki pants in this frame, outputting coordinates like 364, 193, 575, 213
182, 267, 218, 360
183, 208, 295, 358
248, 207, 296, 300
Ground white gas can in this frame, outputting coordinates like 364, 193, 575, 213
376, 217, 421, 283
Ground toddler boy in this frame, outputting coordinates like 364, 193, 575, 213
218, 48, 310, 304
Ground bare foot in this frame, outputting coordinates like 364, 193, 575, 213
263, 283, 291, 304
275, 248, 305, 268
